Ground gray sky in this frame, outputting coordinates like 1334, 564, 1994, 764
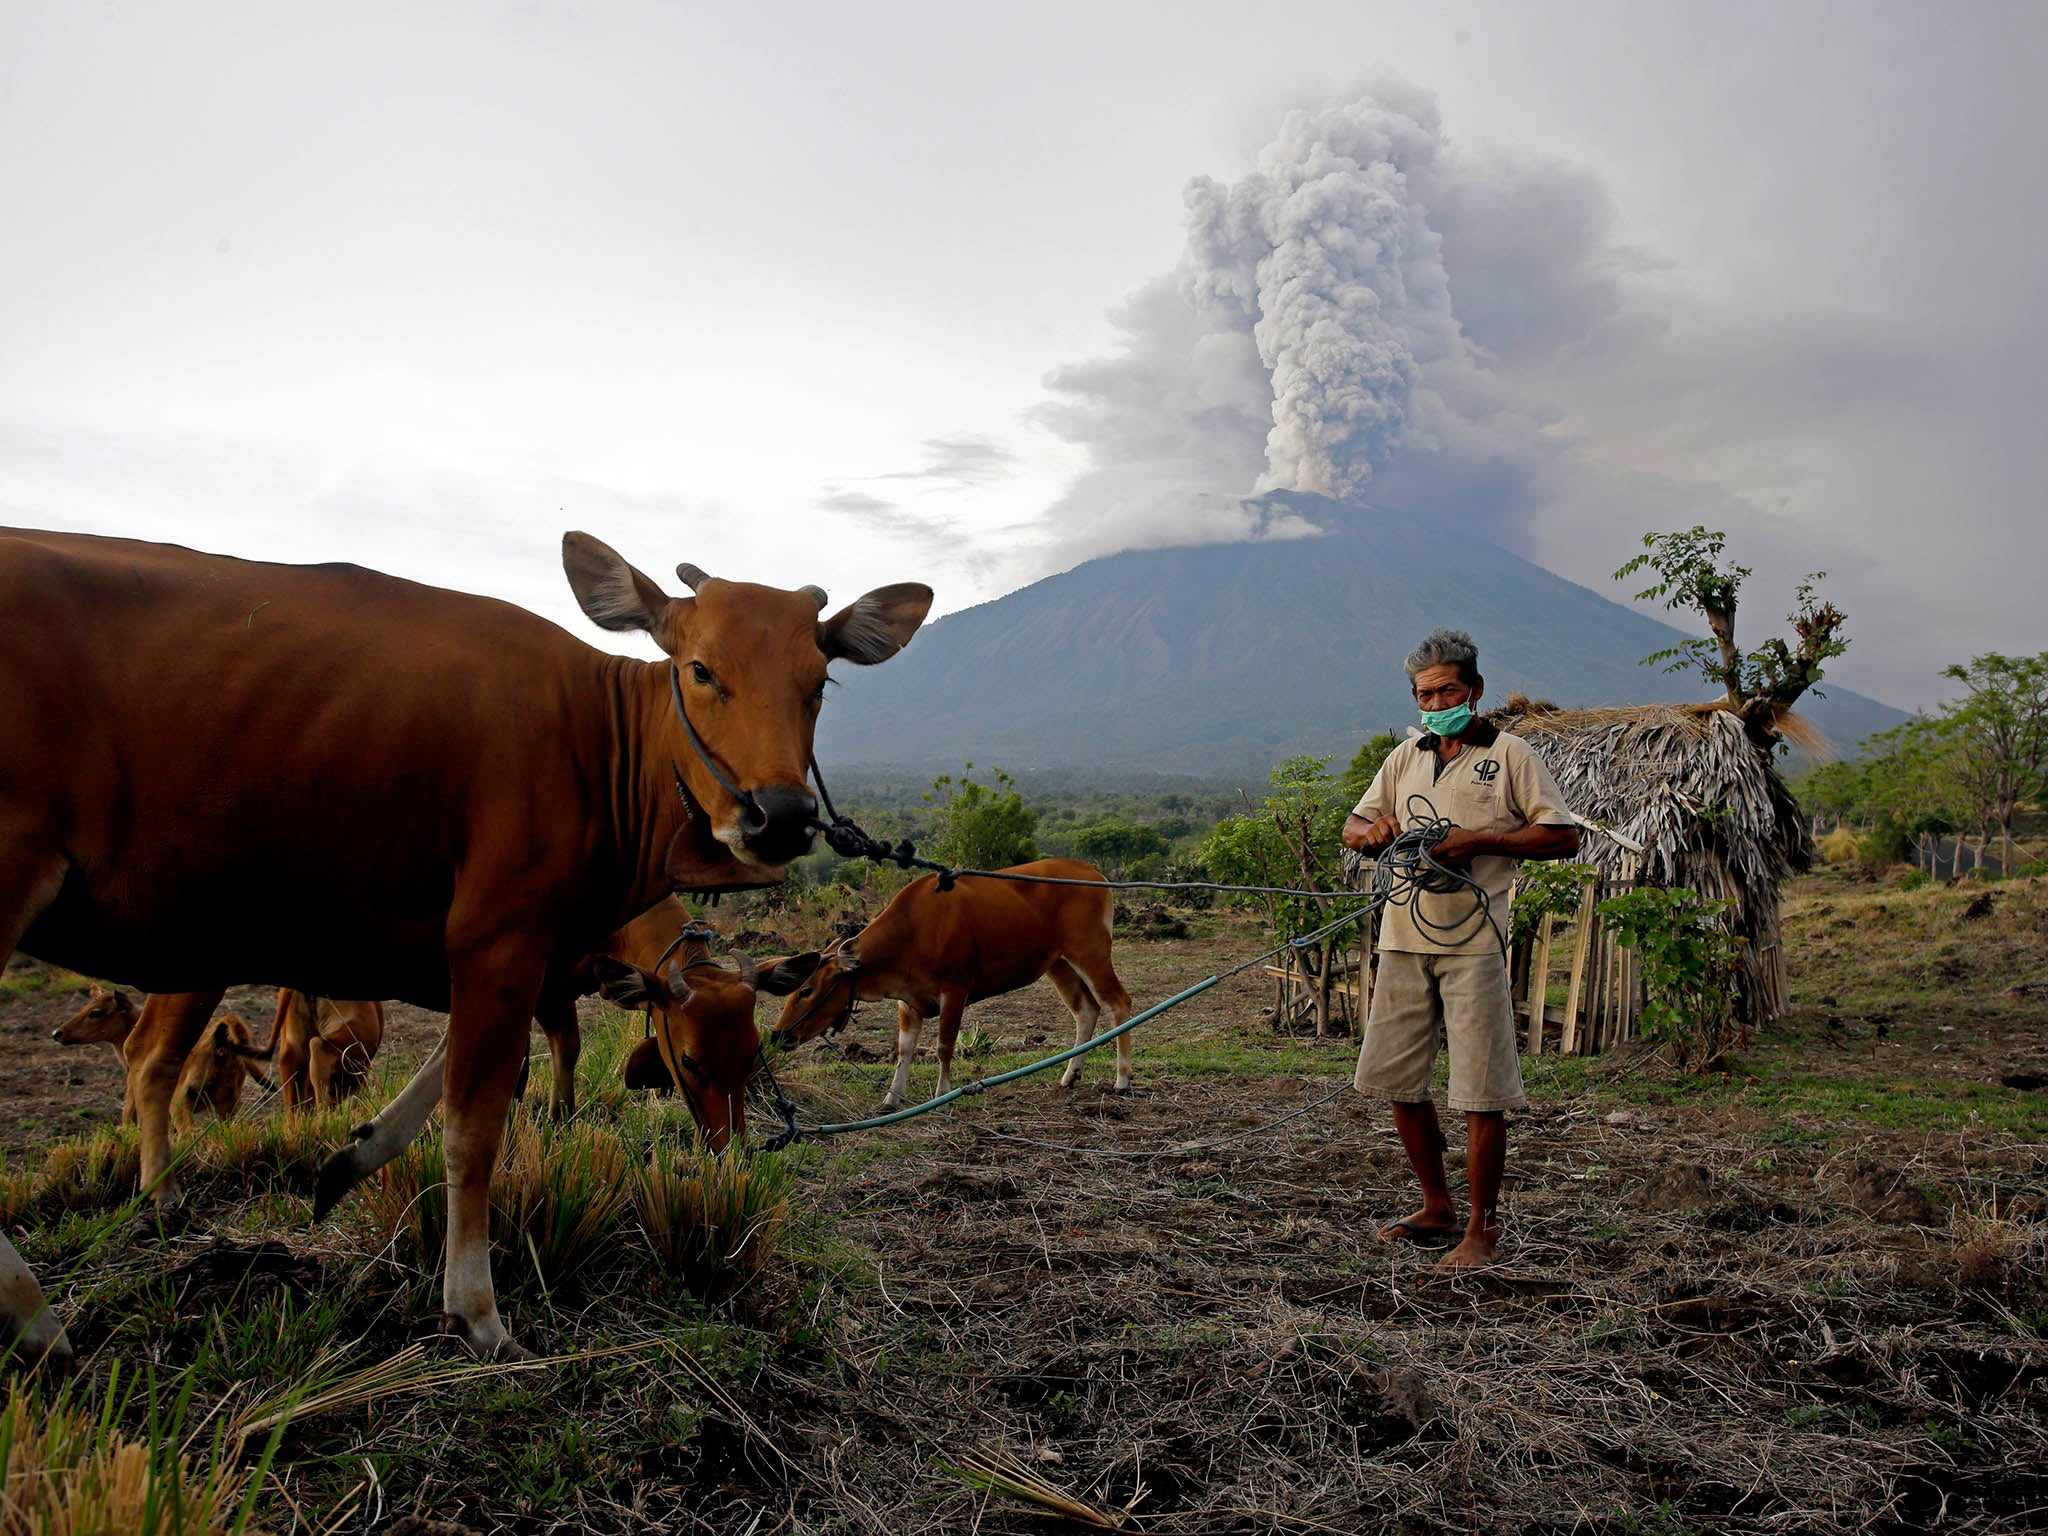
4, 0, 2041, 710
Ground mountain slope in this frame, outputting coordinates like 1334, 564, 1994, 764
819, 494, 1907, 776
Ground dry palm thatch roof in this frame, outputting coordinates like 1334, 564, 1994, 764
1491, 695, 1815, 1023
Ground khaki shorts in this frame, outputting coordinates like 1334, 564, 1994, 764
1354, 949, 1526, 1112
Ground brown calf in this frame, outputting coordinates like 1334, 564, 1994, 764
262, 992, 387, 1110
0, 525, 929, 1364
770, 859, 1134, 1109
52, 987, 272, 1129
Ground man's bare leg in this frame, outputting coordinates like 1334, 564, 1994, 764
1438, 1110, 1506, 1270
1378, 1098, 1460, 1241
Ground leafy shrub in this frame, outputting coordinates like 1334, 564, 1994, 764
1071, 817, 1168, 876
1510, 861, 1597, 945
1596, 886, 1743, 1070
1201, 754, 1347, 941
1160, 856, 1215, 910
1898, 869, 1931, 891
1859, 813, 1914, 868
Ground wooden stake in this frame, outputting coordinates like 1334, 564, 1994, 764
1526, 913, 1553, 1056
1560, 879, 1597, 1055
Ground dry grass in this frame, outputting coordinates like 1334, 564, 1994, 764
0, 1371, 279, 1536
631, 1137, 798, 1300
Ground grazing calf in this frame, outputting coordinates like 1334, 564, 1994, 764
52, 987, 271, 1128
590, 917, 805, 1149
770, 859, 1134, 1109
263, 991, 386, 1110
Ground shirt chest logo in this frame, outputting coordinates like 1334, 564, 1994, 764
1472, 758, 1502, 785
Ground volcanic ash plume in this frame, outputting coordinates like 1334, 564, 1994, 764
1180, 90, 1467, 501
1036, 79, 1635, 563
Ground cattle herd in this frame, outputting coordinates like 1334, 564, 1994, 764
0, 525, 1142, 1376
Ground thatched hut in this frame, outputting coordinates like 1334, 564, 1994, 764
1492, 695, 1816, 1026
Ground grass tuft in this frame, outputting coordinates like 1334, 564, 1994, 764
0, 1367, 284, 1536
632, 1139, 798, 1300
939, 1445, 1125, 1528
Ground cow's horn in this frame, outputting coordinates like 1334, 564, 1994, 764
663, 962, 696, 1006
675, 563, 710, 592
800, 584, 828, 610
731, 951, 759, 989
835, 937, 862, 973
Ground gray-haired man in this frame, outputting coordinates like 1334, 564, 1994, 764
1341, 629, 1580, 1270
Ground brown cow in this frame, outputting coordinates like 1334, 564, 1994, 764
0, 526, 928, 1366
262, 991, 387, 1110
770, 859, 1135, 1109
52, 987, 272, 1129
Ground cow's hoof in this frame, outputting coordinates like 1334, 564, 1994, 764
440, 1314, 533, 1362
1113, 1082, 1132, 1095
311, 1147, 366, 1222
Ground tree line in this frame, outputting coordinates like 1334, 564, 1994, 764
1796, 652, 2048, 871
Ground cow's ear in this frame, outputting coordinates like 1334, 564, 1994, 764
759, 953, 822, 995
822, 583, 933, 665
562, 532, 675, 635
593, 955, 662, 1009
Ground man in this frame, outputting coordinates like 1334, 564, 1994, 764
1342, 629, 1580, 1271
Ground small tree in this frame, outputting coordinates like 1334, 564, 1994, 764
1615, 527, 1849, 741
1339, 732, 1400, 811
923, 764, 1038, 870
1202, 755, 1353, 1036
1938, 652, 2048, 871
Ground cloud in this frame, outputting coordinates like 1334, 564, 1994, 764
815, 483, 1007, 581
878, 434, 1019, 485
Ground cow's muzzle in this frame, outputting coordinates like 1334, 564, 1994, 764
740, 785, 818, 865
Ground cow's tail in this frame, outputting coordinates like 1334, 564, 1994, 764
215, 1014, 278, 1091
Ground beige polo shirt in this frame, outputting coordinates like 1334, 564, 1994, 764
1351, 721, 1575, 956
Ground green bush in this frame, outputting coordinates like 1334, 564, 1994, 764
1596, 886, 1742, 1070
633, 1140, 798, 1301
1510, 861, 1597, 945
1859, 813, 1914, 868
923, 764, 1038, 870
1072, 817, 1168, 875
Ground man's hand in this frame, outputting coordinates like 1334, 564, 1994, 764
1429, 826, 1493, 867
1342, 812, 1403, 852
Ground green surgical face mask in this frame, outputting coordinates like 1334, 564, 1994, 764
1420, 700, 1473, 737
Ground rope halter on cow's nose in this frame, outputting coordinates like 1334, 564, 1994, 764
805, 753, 953, 887
668, 662, 763, 830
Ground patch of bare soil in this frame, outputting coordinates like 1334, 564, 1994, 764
761, 1077, 2046, 1535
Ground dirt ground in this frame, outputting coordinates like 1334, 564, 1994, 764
1, 886, 2044, 1533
